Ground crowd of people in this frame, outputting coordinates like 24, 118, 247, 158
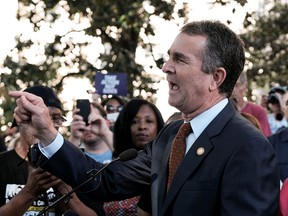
0, 86, 99, 215
0, 19, 287, 216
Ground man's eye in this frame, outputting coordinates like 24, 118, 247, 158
176, 58, 186, 63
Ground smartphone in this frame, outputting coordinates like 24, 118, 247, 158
76, 99, 90, 125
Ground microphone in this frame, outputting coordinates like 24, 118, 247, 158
118, 148, 138, 161
37, 148, 138, 216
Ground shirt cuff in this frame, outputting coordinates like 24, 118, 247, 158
38, 132, 64, 159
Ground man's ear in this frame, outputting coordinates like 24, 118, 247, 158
209, 67, 226, 91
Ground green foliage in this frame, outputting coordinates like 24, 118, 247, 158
1, 0, 188, 128
213, 0, 248, 6
2, 0, 287, 130
240, 2, 288, 90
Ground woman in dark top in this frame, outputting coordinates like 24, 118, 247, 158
104, 98, 164, 216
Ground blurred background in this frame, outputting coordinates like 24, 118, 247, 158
0, 0, 287, 132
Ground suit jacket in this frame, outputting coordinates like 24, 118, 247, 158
41, 101, 280, 216
268, 128, 288, 182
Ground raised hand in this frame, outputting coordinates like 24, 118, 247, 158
69, 108, 87, 146
9, 91, 58, 146
88, 110, 113, 150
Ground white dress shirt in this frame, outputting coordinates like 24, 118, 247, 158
40, 98, 228, 158
186, 98, 228, 154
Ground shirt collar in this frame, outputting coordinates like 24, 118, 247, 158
189, 98, 228, 139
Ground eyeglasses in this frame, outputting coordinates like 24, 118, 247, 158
105, 105, 123, 112
50, 115, 66, 126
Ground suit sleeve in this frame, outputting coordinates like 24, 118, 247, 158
40, 139, 151, 201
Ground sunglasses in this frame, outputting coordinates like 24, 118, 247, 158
105, 105, 123, 112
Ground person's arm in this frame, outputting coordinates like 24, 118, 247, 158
0, 167, 61, 216
55, 181, 98, 216
100, 128, 114, 151
9, 91, 150, 201
9, 91, 61, 159
0, 186, 36, 216
68, 110, 86, 146
9, 91, 58, 147
67, 196, 98, 216
88, 110, 114, 151
276, 92, 286, 114
69, 107, 114, 150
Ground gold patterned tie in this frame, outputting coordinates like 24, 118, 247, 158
167, 122, 192, 191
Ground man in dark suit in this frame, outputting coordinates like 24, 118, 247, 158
10, 20, 279, 216
268, 91, 288, 182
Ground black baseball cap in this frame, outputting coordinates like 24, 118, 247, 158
269, 86, 286, 95
11, 85, 62, 128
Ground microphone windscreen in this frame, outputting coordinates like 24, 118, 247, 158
118, 149, 138, 161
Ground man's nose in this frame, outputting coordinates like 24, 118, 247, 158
162, 59, 174, 74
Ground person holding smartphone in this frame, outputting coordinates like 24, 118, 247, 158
10, 20, 279, 216
0, 86, 99, 216
69, 100, 113, 164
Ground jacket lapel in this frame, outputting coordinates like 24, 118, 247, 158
152, 121, 182, 215
162, 133, 213, 211
160, 101, 236, 214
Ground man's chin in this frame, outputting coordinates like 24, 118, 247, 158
168, 98, 175, 107
168, 99, 180, 110
83, 137, 98, 143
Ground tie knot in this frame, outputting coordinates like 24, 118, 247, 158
177, 122, 192, 137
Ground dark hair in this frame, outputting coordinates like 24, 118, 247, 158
113, 98, 164, 157
101, 95, 126, 107
267, 86, 286, 105
180, 20, 245, 97
241, 112, 262, 131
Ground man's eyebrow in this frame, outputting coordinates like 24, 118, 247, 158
168, 50, 190, 62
